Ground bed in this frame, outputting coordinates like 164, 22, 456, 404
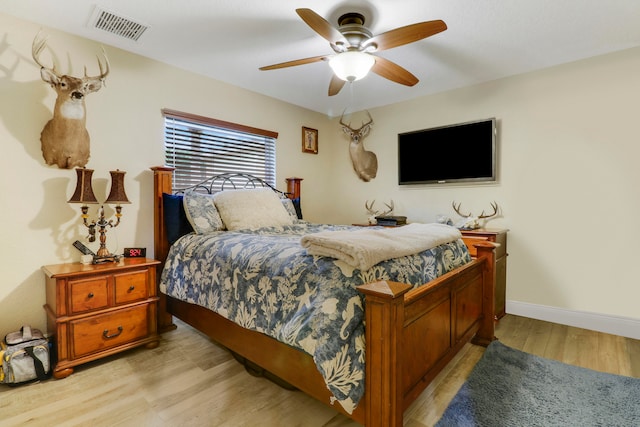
151, 166, 497, 426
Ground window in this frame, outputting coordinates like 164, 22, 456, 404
163, 109, 278, 190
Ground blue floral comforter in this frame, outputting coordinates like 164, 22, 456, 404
160, 222, 471, 413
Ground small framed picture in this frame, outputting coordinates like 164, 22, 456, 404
302, 126, 318, 154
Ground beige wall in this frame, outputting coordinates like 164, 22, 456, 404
0, 14, 333, 336
2, 12, 639, 339
322, 47, 640, 330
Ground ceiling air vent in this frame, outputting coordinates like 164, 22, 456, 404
89, 7, 150, 42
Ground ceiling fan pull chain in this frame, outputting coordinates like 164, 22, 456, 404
349, 81, 354, 106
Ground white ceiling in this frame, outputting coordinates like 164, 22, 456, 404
4, 1, 640, 116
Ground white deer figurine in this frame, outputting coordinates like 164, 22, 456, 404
340, 111, 377, 182
32, 33, 109, 169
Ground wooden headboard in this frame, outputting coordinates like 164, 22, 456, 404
150, 166, 302, 264
150, 166, 302, 331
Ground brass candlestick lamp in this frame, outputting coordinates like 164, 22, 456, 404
68, 168, 130, 263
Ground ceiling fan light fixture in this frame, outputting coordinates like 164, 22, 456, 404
329, 51, 375, 82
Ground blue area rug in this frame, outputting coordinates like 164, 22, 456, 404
436, 340, 640, 426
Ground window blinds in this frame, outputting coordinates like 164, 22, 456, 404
163, 109, 277, 191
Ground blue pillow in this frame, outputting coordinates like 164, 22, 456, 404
162, 193, 194, 245
291, 197, 303, 219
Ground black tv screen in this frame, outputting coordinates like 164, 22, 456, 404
398, 118, 497, 185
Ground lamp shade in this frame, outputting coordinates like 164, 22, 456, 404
105, 169, 130, 204
68, 168, 98, 204
329, 51, 375, 82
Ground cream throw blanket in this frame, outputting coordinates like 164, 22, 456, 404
300, 223, 462, 271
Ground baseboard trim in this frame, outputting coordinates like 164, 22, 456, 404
506, 301, 640, 340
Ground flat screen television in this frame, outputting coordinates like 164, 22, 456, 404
398, 118, 497, 185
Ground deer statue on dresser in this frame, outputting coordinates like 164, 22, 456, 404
340, 111, 377, 182
32, 33, 109, 169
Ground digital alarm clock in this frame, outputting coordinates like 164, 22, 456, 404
123, 247, 146, 258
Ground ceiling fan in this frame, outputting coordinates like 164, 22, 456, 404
259, 8, 447, 96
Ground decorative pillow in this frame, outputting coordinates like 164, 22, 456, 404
162, 193, 194, 244
183, 192, 225, 234
213, 188, 294, 230
281, 198, 299, 220
291, 197, 303, 220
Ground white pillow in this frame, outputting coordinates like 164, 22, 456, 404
183, 192, 225, 234
213, 188, 294, 230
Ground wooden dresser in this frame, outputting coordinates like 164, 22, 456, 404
42, 258, 161, 379
460, 228, 508, 320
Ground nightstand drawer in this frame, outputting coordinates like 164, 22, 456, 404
71, 305, 149, 358
114, 270, 148, 304
70, 277, 109, 314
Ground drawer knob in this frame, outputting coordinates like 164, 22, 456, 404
88, 292, 94, 299
128, 286, 135, 292
103, 326, 123, 339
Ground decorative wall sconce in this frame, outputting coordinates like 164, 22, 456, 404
68, 168, 130, 262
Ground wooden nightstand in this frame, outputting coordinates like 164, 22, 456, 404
42, 258, 161, 379
460, 228, 508, 320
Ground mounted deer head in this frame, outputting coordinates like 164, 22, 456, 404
340, 111, 377, 182
32, 32, 109, 169
452, 201, 499, 229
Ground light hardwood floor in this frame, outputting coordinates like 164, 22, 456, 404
1, 315, 638, 426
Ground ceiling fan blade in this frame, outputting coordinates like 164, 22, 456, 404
371, 56, 419, 86
363, 20, 447, 52
259, 55, 329, 71
296, 8, 347, 45
328, 74, 346, 96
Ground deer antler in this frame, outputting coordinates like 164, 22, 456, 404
32, 31, 109, 82
452, 201, 499, 219
452, 201, 471, 218
478, 201, 499, 219
339, 112, 349, 129
32, 31, 56, 75
84, 46, 110, 82
380, 200, 394, 216
339, 110, 374, 134
365, 200, 378, 215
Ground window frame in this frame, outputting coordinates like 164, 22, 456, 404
162, 109, 278, 191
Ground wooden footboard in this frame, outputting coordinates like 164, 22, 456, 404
150, 166, 496, 426
358, 243, 496, 426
